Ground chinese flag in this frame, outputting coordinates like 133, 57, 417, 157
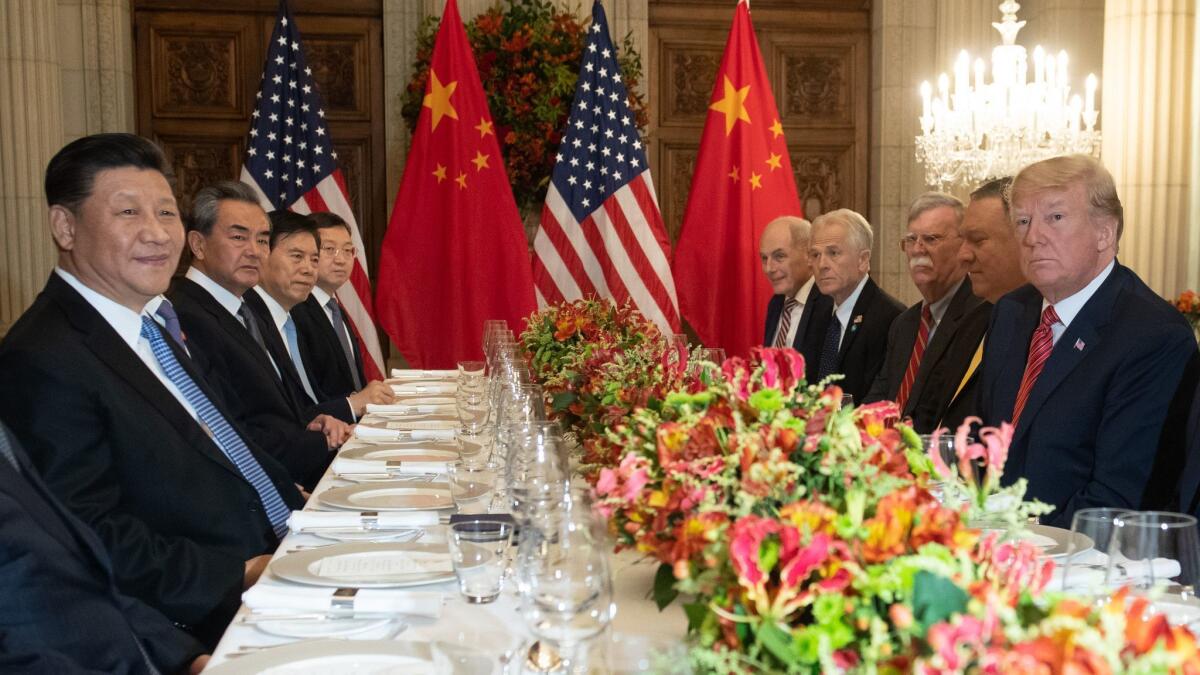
376, 0, 536, 368
671, 0, 801, 358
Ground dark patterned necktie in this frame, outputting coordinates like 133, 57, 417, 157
817, 316, 842, 380
328, 298, 363, 389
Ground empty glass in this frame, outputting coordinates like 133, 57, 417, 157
448, 461, 499, 515
448, 519, 513, 604
457, 424, 495, 468
456, 387, 491, 432
1059, 507, 1135, 595
1107, 511, 1200, 591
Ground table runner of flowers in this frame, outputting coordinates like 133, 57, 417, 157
520, 298, 1200, 674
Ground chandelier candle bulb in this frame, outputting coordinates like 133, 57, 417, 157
1033, 45, 1044, 85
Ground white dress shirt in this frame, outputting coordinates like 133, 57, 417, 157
1042, 259, 1115, 345
832, 275, 870, 351
923, 277, 964, 343
774, 277, 815, 347
310, 286, 352, 343
55, 268, 198, 420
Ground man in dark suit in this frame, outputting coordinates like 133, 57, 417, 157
917, 177, 1027, 432
169, 181, 349, 488
864, 193, 985, 433
979, 154, 1199, 528
293, 211, 369, 398
759, 215, 832, 383
1182, 379, 1200, 518
0, 419, 208, 674
0, 133, 304, 646
244, 210, 394, 424
806, 209, 904, 403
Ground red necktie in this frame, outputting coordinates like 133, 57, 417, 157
773, 297, 799, 348
895, 304, 932, 411
1011, 305, 1061, 428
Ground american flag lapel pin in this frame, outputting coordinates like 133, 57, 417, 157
1074, 338, 1085, 351
851, 315, 863, 332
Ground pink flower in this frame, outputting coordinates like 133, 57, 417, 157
779, 531, 830, 588
977, 422, 1013, 478
723, 356, 752, 402
927, 615, 986, 671
595, 467, 618, 496
728, 516, 780, 587
929, 426, 953, 480
622, 467, 649, 501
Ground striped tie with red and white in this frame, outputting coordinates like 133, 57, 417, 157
1011, 305, 1060, 427
895, 304, 932, 411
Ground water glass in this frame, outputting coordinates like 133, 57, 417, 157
1107, 511, 1200, 590
1059, 507, 1135, 594
448, 461, 499, 514
448, 519, 513, 604
457, 424, 495, 467
457, 388, 491, 431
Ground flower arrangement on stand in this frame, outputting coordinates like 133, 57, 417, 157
1174, 290, 1200, 342
402, 0, 649, 219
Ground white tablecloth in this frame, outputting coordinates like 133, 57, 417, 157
207, 449, 686, 670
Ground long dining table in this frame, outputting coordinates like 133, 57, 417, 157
206, 376, 687, 672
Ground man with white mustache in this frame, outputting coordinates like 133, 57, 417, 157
864, 192, 984, 432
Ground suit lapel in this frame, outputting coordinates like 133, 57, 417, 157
906, 280, 977, 413
1012, 272, 1124, 445
837, 278, 877, 362
763, 294, 782, 346
245, 290, 317, 406
47, 277, 243, 478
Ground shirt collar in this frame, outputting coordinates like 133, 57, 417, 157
1042, 259, 1115, 329
54, 267, 147, 352
790, 277, 814, 306
251, 286, 292, 332
310, 286, 332, 307
833, 275, 869, 327
186, 267, 244, 318
925, 277, 964, 325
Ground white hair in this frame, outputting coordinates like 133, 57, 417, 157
812, 208, 873, 252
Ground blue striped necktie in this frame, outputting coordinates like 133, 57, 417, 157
139, 316, 291, 537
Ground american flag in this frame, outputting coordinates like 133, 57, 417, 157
532, 1, 680, 333
239, 0, 385, 380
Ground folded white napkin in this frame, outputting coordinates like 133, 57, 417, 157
365, 403, 456, 415
243, 585, 443, 618
1053, 555, 1182, 591
287, 510, 439, 532
391, 383, 457, 395
353, 425, 457, 441
332, 457, 449, 476
391, 369, 458, 379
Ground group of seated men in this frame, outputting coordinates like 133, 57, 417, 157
0, 133, 396, 672
760, 154, 1200, 529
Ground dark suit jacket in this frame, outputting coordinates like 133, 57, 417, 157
763, 281, 833, 384
0, 421, 204, 675
0, 274, 303, 643
1177, 379, 1200, 518
803, 276, 904, 403
293, 293, 365, 399
918, 301, 992, 433
864, 277, 986, 432
169, 277, 331, 488
243, 288, 355, 424
980, 263, 1200, 528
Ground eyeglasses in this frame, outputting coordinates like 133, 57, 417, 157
899, 233, 956, 250
320, 246, 357, 259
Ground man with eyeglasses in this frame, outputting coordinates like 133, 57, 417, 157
864, 192, 985, 433
292, 212, 373, 399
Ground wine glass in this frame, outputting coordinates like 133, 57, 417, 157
1107, 512, 1200, 590
519, 514, 616, 673
1059, 507, 1135, 595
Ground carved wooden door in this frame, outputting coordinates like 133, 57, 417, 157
648, 0, 870, 239
132, 1, 386, 277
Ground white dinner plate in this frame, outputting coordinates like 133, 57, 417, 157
1147, 594, 1200, 627
339, 445, 460, 463
1017, 524, 1093, 559
269, 541, 454, 588
206, 640, 436, 674
253, 616, 395, 639
318, 482, 453, 511
311, 528, 426, 543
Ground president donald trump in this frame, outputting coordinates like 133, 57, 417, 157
979, 154, 1198, 527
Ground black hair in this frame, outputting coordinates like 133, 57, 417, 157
44, 133, 172, 212
309, 211, 353, 237
266, 209, 321, 250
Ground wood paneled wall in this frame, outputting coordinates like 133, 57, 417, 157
648, 0, 871, 239
132, 0, 387, 276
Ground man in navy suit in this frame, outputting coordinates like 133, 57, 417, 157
805, 209, 904, 403
759, 215, 832, 382
979, 154, 1199, 527
0, 419, 208, 674
0, 133, 304, 646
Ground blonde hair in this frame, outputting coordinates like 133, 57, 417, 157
1010, 154, 1124, 239
812, 208, 873, 253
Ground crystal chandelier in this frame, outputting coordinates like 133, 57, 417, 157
915, 1, 1100, 191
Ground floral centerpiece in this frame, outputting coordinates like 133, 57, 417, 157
1174, 290, 1200, 341
402, 0, 649, 218
583, 347, 1199, 673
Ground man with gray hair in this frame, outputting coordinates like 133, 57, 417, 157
759, 215, 832, 381
169, 180, 349, 489
979, 154, 1198, 527
806, 208, 904, 403
864, 192, 984, 432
